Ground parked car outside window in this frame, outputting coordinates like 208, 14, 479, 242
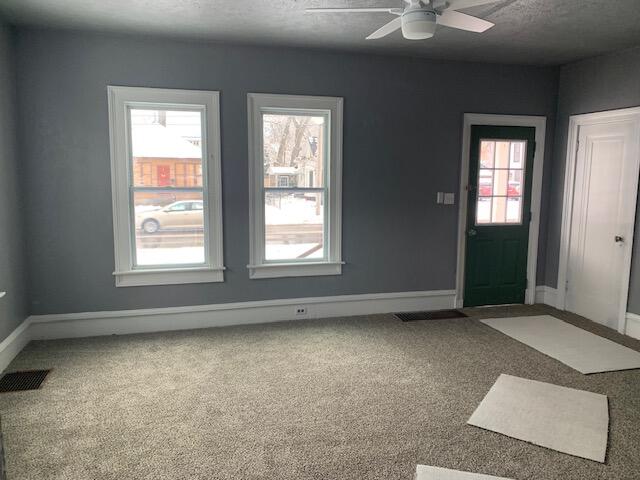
135, 200, 204, 233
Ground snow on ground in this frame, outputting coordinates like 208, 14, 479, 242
136, 244, 323, 265
266, 243, 323, 260
265, 195, 323, 225
136, 247, 204, 266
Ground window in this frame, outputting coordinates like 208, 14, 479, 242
247, 93, 343, 279
108, 87, 224, 286
476, 139, 526, 225
277, 176, 290, 188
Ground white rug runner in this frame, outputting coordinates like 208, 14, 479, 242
468, 374, 608, 463
416, 465, 514, 479
481, 315, 640, 374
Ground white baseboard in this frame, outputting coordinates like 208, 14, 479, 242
625, 312, 640, 340
26, 289, 456, 341
535, 286, 558, 307
0, 318, 31, 373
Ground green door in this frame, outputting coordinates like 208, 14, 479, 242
463, 125, 536, 307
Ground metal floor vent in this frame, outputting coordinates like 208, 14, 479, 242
0, 370, 50, 393
395, 309, 468, 322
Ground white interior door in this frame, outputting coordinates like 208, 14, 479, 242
566, 120, 639, 329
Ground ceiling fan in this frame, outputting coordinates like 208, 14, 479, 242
306, 0, 499, 41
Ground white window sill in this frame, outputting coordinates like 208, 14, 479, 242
247, 261, 344, 279
114, 266, 225, 287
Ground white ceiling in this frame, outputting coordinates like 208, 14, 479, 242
2, 0, 640, 65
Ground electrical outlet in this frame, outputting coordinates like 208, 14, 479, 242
295, 306, 307, 316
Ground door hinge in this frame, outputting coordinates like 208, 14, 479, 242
532, 141, 537, 156
528, 211, 533, 223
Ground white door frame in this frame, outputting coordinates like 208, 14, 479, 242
455, 113, 547, 308
556, 107, 640, 334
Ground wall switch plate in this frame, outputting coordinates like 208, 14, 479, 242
436, 192, 444, 204
443, 193, 455, 205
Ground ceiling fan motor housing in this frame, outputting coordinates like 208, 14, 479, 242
401, 9, 437, 40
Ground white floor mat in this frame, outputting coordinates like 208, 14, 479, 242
481, 315, 640, 374
416, 465, 514, 479
467, 374, 608, 462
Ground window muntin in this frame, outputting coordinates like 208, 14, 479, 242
108, 87, 224, 286
248, 94, 343, 279
476, 139, 526, 225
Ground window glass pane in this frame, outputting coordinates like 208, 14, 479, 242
277, 176, 290, 187
262, 113, 325, 188
264, 191, 324, 261
493, 169, 509, 196
476, 197, 491, 224
506, 197, 522, 223
480, 140, 495, 168
130, 109, 203, 188
491, 197, 507, 223
133, 191, 204, 266
508, 169, 523, 196
495, 141, 510, 168
510, 141, 526, 168
478, 169, 493, 196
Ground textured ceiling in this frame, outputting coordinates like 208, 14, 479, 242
1, 0, 640, 65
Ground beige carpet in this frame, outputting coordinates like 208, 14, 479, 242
1, 304, 640, 479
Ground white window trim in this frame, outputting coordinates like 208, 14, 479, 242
107, 86, 225, 287
247, 93, 343, 279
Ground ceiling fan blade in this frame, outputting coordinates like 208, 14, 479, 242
306, 7, 400, 14
437, 10, 494, 32
446, 0, 500, 9
366, 17, 402, 40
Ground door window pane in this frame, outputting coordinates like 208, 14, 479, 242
510, 141, 525, 168
476, 197, 492, 224
265, 191, 324, 261
506, 197, 522, 223
480, 141, 495, 168
495, 141, 510, 168
491, 197, 507, 223
493, 169, 509, 196
475, 139, 527, 225
508, 170, 523, 196
479, 169, 493, 196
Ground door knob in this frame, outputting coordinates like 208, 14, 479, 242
615, 235, 624, 243
468, 229, 477, 237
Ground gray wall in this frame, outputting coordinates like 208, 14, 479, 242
0, 22, 28, 340
543, 46, 640, 313
15, 27, 559, 315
